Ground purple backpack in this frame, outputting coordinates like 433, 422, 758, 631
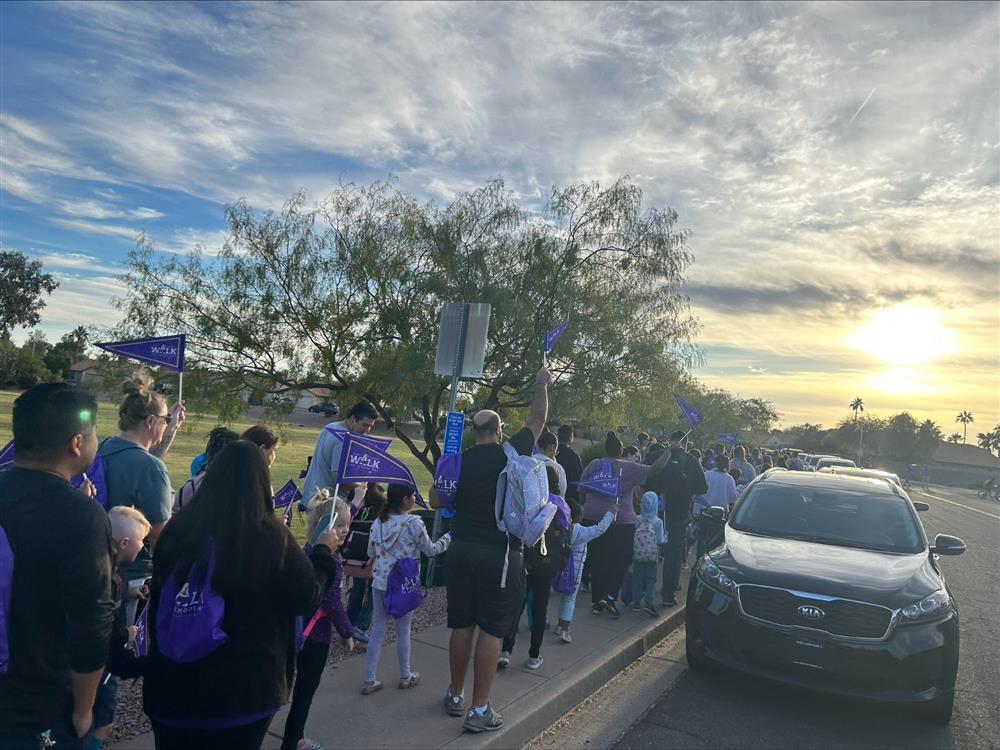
384, 558, 425, 619
155, 537, 229, 663
552, 550, 577, 595
0, 526, 12, 673
433, 453, 461, 511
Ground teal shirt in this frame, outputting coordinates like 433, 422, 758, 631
98, 436, 173, 524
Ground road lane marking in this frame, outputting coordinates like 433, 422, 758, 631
914, 490, 1000, 521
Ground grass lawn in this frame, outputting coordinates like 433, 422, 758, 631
0, 390, 435, 539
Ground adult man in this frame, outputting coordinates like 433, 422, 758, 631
0, 384, 115, 748
555, 424, 583, 505
533, 430, 566, 496
651, 430, 708, 607
301, 401, 378, 504
434, 367, 551, 733
786, 451, 804, 471
730, 446, 757, 484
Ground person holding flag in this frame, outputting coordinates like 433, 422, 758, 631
578, 432, 674, 618
301, 401, 379, 505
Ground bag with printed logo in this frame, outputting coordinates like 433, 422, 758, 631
155, 537, 228, 663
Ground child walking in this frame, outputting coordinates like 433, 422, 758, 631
363, 484, 450, 694
282, 491, 354, 750
632, 492, 666, 617
553, 502, 616, 644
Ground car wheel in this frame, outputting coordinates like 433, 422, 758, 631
924, 691, 954, 724
685, 629, 713, 672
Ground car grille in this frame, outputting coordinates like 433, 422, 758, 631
737, 585, 893, 640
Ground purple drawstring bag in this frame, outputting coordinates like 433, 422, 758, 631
384, 558, 425, 618
433, 453, 461, 511
552, 552, 576, 595
155, 537, 228, 663
0, 526, 12, 673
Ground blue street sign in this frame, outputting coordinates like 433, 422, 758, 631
444, 411, 465, 455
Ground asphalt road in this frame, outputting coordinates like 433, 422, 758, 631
615, 485, 1000, 750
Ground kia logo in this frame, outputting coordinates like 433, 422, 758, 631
797, 604, 826, 620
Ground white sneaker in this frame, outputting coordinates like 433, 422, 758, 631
526, 656, 544, 669
559, 629, 572, 644
297, 739, 323, 750
497, 651, 511, 669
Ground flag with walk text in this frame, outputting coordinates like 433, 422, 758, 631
0, 440, 13, 471
673, 393, 703, 429
716, 433, 738, 445
336, 432, 429, 509
134, 605, 149, 657
273, 479, 303, 510
573, 461, 622, 499
543, 319, 570, 353
96, 335, 186, 372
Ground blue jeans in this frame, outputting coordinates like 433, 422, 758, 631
633, 560, 658, 605
347, 577, 372, 631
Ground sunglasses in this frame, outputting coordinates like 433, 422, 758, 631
153, 413, 172, 426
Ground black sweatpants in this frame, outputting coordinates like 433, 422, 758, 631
281, 637, 331, 750
503, 570, 552, 659
587, 523, 634, 605
151, 716, 272, 750
660, 519, 689, 602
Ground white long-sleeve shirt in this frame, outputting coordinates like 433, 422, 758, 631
569, 510, 615, 568
702, 469, 738, 509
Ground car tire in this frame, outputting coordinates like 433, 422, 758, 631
685, 630, 713, 673
924, 691, 954, 725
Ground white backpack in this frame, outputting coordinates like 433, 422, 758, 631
495, 442, 557, 587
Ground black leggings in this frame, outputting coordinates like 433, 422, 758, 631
587, 523, 634, 605
152, 716, 272, 750
503, 570, 552, 659
281, 637, 331, 750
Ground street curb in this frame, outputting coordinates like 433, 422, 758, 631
444, 603, 687, 750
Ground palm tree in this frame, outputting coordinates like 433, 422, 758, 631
978, 426, 1000, 456
955, 411, 974, 443
947, 433, 962, 444
850, 397, 864, 423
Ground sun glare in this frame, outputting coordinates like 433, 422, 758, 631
846, 305, 957, 365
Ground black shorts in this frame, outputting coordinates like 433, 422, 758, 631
93, 673, 118, 728
446, 540, 525, 638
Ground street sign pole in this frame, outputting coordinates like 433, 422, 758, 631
427, 304, 470, 586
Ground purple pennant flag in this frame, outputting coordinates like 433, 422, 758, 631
543, 319, 570, 353
0, 440, 13, 472
134, 604, 149, 657
715, 432, 738, 445
273, 479, 303, 510
325, 427, 392, 452
573, 461, 622, 499
337, 433, 428, 509
96, 334, 186, 372
673, 393, 703, 429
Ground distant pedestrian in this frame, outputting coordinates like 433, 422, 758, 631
533, 431, 567, 497
556, 424, 584, 504
242, 424, 281, 469
730, 446, 756, 484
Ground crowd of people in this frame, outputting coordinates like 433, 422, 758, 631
0, 373, 793, 750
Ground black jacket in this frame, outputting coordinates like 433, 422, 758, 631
556, 443, 584, 502
645, 448, 708, 521
142, 523, 336, 724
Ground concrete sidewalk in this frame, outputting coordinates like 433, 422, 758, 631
114, 575, 688, 750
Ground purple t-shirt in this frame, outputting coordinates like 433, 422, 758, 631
580, 458, 654, 525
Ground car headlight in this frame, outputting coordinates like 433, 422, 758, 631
697, 556, 736, 594
900, 590, 953, 622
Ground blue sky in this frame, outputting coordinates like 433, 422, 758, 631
2, 1, 998, 430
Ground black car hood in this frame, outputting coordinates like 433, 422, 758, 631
714, 527, 941, 609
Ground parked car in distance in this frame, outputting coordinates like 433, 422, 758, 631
686, 471, 964, 724
821, 466, 904, 491
814, 456, 856, 472
308, 402, 340, 417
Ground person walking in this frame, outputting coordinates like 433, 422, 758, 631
555, 425, 583, 505
302, 401, 379, 505
431, 367, 551, 733
579, 432, 672, 617
646, 431, 707, 607
533, 431, 566, 497
0, 384, 115, 749
730, 446, 757, 484
142, 441, 340, 749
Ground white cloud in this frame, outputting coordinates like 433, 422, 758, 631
50, 218, 142, 240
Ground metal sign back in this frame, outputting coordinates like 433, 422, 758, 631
434, 303, 491, 378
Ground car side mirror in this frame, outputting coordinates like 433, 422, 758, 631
701, 506, 727, 522
912, 501, 929, 512
931, 534, 966, 556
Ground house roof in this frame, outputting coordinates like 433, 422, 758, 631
69, 359, 100, 372
932, 442, 1000, 469
305, 387, 334, 398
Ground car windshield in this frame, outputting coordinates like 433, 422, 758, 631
731, 484, 924, 554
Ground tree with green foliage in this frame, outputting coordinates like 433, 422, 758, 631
0, 251, 58, 338
43, 326, 91, 379
955, 411, 974, 444
113, 178, 700, 471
